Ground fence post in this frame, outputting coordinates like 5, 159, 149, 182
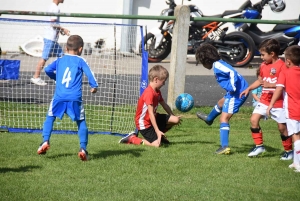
167, 5, 190, 110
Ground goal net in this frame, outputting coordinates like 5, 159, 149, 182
0, 18, 148, 136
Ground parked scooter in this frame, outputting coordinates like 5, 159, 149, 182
140, 0, 256, 67
226, 0, 299, 55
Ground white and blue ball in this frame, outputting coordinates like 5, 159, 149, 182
175, 93, 194, 112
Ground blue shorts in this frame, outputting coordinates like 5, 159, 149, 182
222, 94, 248, 114
47, 99, 85, 121
42, 38, 63, 60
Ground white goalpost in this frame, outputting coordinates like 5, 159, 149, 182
0, 18, 148, 135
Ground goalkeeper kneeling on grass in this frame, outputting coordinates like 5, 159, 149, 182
119, 65, 181, 147
195, 43, 249, 155
37, 35, 98, 161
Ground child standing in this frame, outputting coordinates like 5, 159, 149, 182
267, 45, 300, 172
37, 35, 98, 161
31, 0, 70, 86
252, 67, 262, 107
240, 39, 293, 159
195, 43, 249, 154
119, 65, 181, 147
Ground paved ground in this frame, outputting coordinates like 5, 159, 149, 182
0, 52, 261, 107
148, 55, 261, 107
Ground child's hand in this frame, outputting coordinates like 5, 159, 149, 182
266, 105, 272, 117
90, 88, 97, 93
240, 89, 249, 98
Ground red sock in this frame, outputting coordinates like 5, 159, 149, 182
281, 135, 293, 151
130, 136, 143, 145
252, 132, 263, 146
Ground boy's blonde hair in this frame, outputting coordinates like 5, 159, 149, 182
148, 65, 169, 81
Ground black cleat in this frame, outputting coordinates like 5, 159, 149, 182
196, 111, 213, 126
161, 135, 170, 144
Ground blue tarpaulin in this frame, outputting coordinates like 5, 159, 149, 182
0, 59, 20, 80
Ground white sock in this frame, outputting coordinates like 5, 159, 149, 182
294, 140, 300, 166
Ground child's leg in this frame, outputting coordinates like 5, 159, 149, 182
42, 115, 56, 142
207, 98, 224, 122
165, 115, 181, 131
219, 112, 233, 147
250, 113, 263, 146
76, 119, 88, 150
278, 123, 293, 152
293, 134, 300, 169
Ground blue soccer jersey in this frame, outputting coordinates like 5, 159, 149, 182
45, 54, 98, 101
213, 60, 248, 97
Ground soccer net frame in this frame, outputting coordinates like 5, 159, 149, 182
0, 18, 148, 136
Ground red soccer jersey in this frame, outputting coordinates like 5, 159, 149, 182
259, 59, 287, 108
277, 66, 300, 120
135, 86, 164, 130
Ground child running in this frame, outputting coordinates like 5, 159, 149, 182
37, 35, 98, 161
240, 38, 293, 159
195, 43, 249, 154
119, 65, 181, 147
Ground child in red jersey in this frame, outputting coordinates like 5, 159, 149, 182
267, 45, 300, 172
240, 39, 293, 159
119, 65, 181, 147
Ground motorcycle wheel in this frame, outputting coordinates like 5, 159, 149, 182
221, 31, 255, 67
139, 33, 172, 63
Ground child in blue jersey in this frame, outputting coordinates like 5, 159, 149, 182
252, 67, 262, 107
37, 35, 98, 161
195, 43, 249, 154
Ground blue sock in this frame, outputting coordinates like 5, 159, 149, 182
220, 122, 230, 147
207, 105, 222, 122
42, 115, 56, 142
77, 119, 88, 150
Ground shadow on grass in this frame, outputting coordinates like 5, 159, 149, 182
91, 148, 146, 159
45, 153, 74, 159
170, 140, 215, 145
0, 165, 41, 173
232, 144, 282, 158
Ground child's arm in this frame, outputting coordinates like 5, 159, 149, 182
240, 80, 262, 98
44, 61, 57, 80
251, 88, 260, 102
160, 101, 174, 116
266, 86, 283, 116
81, 59, 98, 90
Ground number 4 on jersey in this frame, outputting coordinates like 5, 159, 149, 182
62, 67, 72, 87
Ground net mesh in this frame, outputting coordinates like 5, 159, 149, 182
0, 18, 144, 135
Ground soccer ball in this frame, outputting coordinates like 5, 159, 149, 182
175, 93, 194, 112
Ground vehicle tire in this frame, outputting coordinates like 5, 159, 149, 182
139, 33, 172, 63
221, 31, 255, 67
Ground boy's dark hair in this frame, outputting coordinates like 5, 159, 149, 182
195, 43, 220, 66
148, 65, 169, 81
285, 45, 300, 66
258, 39, 280, 55
67, 35, 84, 51
256, 67, 261, 77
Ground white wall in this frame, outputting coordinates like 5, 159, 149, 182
0, 0, 299, 51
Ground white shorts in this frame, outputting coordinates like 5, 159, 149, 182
286, 119, 300, 136
253, 102, 286, 123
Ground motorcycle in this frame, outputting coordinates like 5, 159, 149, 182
140, 0, 256, 67
225, 0, 300, 55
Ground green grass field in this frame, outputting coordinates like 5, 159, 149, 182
0, 106, 299, 201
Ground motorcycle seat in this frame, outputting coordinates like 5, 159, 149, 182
273, 22, 298, 32
202, 10, 243, 18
